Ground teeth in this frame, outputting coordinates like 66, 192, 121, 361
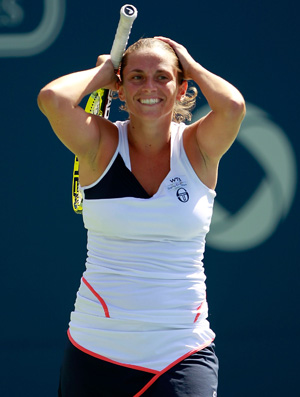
140, 98, 160, 104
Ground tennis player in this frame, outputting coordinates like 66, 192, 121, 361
38, 37, 245, 396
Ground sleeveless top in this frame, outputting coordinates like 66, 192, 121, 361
68, 120, 216, 372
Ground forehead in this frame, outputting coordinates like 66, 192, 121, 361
124, 47, 177, 72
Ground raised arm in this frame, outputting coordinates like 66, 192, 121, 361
155, 37, 246, 163
37, 55, 118, 158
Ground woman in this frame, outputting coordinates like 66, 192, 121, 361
38, 37, 245, 396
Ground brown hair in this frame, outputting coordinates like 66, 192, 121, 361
119, 38, 197, 123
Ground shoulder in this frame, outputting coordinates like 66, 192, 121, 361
78, 118, 119, 186
182, 121, 219, 190
97, 117, 120, 148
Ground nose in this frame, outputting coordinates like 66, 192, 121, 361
142, 77, 157, 92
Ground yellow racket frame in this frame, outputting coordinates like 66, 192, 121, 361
72, 89, 110, 214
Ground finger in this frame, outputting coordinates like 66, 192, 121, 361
154, 36, 177, 47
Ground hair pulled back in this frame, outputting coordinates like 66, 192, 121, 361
119, 38, 197, 123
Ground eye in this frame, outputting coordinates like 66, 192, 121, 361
131, 74, 143, 81
157, 75, 168, 80
156, 72, 174, 82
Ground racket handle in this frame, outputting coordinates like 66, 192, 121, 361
110, 4, 138, 69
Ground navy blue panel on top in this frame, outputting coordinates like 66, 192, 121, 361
84, 153, 151, 200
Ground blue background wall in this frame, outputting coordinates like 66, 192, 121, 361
1, 0, 299, 395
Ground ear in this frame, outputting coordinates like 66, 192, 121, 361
176, 80, 188, 101
118, 83, 125, 101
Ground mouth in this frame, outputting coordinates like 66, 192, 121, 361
138, 98, 162, 105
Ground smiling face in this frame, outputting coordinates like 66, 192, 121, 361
118, 45, 186, 122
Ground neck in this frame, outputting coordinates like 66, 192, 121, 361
127, 115, 173, 154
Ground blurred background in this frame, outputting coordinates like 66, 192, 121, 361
1, 0, 298, 395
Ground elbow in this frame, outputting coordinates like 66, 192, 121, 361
37, 86, 68, 117
220, 94, 246, 124
37, 87, 57, 116
228, 94, 246, 121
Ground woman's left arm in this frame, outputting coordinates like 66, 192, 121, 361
156, 37, 246, 162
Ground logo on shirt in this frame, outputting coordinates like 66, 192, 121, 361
167, 176, 187, 190
167, 176, 189, 203
176, 188, 189, 203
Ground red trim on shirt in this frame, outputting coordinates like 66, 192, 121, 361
67, 329, 214, 396
82, 277, 110, 318
194, 301, 204, 323
67, 329, 158, 374
133, 339, 214, 397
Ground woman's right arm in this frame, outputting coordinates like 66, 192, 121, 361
37, 55, 118, 158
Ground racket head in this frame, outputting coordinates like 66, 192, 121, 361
85, 88, 109, 116
72, 89, 111, 214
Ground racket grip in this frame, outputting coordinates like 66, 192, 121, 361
110, 4, 138, 69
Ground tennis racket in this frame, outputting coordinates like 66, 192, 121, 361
72, 4, 138, 214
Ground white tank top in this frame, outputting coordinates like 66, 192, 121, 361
68, 120, 216, 372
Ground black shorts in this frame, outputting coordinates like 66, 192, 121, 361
58, 338, 218, 396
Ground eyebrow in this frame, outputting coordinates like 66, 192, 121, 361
127, 68, 172, 74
